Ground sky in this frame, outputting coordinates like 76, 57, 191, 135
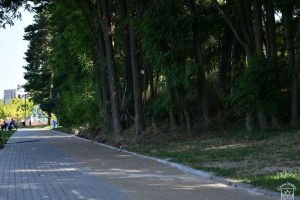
0, 10, 34, 99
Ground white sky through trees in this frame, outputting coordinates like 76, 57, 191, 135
0, 10, 34, 98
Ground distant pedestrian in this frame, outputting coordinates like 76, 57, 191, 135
4, 121, 8, 131
11, 119, 18, 130
53, 119, 58, 129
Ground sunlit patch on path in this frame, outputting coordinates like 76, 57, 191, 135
0, 129, 128, 200
0, 129, 280, 200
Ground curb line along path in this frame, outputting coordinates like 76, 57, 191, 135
0, 129, 284, 200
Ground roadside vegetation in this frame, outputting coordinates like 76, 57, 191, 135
128, 127, 300, 195
0, 98, 34, 121
0, 130, 16, 149
1, 0, 300, 196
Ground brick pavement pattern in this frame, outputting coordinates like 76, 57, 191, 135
0, 129, 128, 200
0, 129, 281, 200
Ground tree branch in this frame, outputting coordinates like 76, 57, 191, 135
212, 0, 250, 53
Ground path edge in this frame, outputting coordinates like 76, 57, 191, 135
51, 129, 289, 199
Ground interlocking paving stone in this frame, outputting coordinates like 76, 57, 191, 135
0, 129, 129, 200
0, 129, 286, 200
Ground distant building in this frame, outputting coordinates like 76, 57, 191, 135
4, 89, 16, 105
3, 86, 29, 105
16, 87, 27, 99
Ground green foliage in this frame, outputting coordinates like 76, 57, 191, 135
231, 56, 288, 116
0, 130, 15, 149
4, 98, 34, 119
0, 101, 5, 119
140, 0, 190, 85
23, 6, 54, 114
18, 0, 300, 135
245, 172, 300, 196
48, 0, 100, 128
146, 92, 169, 121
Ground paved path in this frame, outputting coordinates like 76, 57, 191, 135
0, 129, 281, 200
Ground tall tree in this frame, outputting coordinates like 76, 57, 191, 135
23, 7, 54, 125
127, 1, 144, 140
96, 0, 123, 139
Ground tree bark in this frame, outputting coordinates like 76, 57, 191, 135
120, 0, 134, 118
167, 83, 178, 131
47, 111, 51, 126
245, 112, 254, 131
183, 107, 191, 135
97, 0, 122, 139
253, 0, 263, 55
219, 25, 233, 95
188, 0, 209, 128
265, 0, 278, 127
253, 0, 268, 129
169, 108, 177, 131
293, 19, 300, 124
265, 0, 276, 60
149, 65, 155, 99
282, 2, 298, 124
128, 2, 144, 140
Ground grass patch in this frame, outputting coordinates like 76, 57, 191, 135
128, 126, 300, 195
243, 172, 300, 195
53, 126, 72, 133
0, 130, 15, 148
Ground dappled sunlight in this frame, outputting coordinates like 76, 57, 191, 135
88, 168, 144, 176
171, 183, 229, 190
12, 135, 72, 139
148, 182, 230, 191
72, 190, 96, 200
204, 143, 252, 151
114, 154, 132, 158
0, 183, 38, 190
10, 129, 73, 140
126, 169, 143, 173
87, 167, 232, 192
17, 129, 51, 132
12, 134, 74, 139
14, 167, 79, 173
39, 161, 76, 166
88, 167, 204, 183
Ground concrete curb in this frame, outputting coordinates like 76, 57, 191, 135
51, 129, 296, 199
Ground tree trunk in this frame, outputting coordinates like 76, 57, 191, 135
47, 111, 51, 126
253, 0, 263, 55
265, 0, 276, 60
219, 25, 233, 95
128, 3, 144, 140
253, 0, 267, 129
294, 19, 300, 124
282, 2, 297, 124
245, 112, 254, 131
188, 0, 209, 128
120, 0, 134, 118
265, 0, 278, 127
168, 84, 178, 131
169, 109, 177, 131
97, 0, 122, 139
231, 38, 246, 94
245, 52, 255, 131
149, 65, 155, 99
183, 108, 191, 136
